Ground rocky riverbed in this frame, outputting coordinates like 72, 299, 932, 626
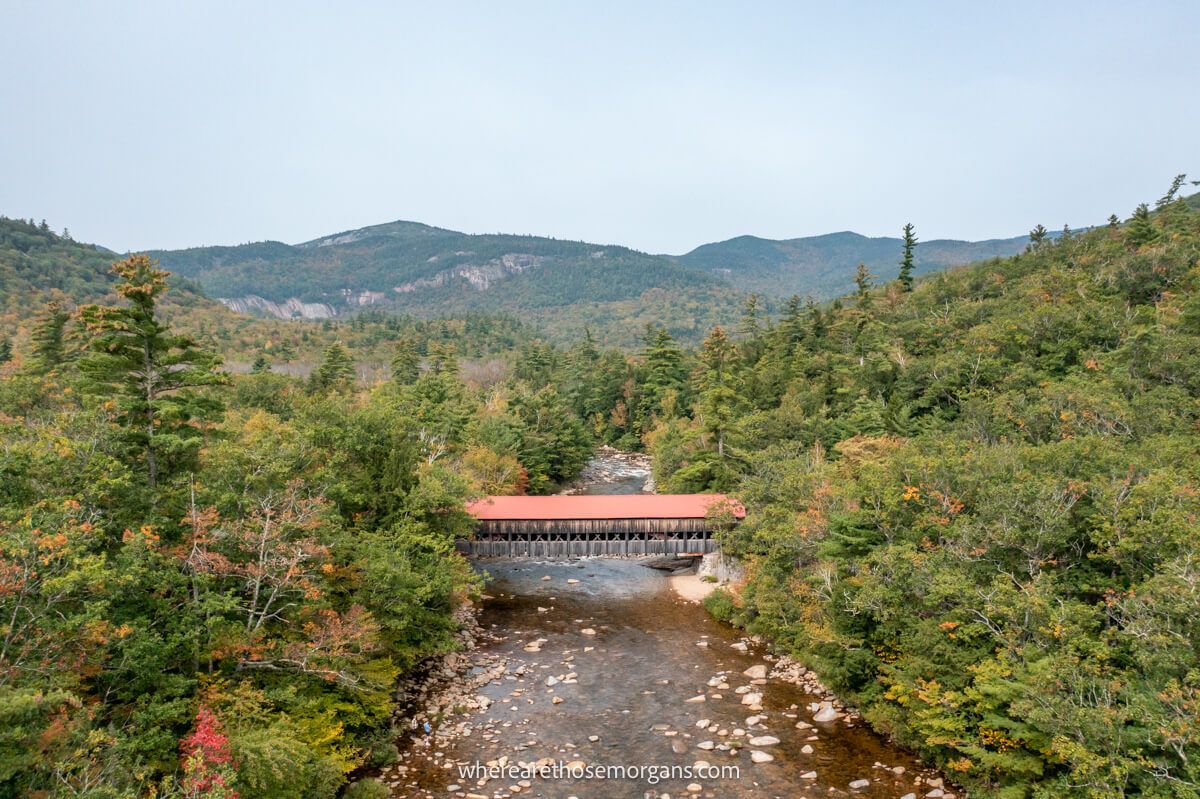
557, 446, 653, 495
380, 454, 955, 798
383, 560, 955, 799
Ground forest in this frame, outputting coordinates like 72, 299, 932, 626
0, 240, 701, 797
649, 185, 1200, 798
1, 183, 1198, 798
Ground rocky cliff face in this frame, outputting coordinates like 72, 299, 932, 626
216, 252, 546, 320
394, 253, 546, 293
218, 295, 336, 320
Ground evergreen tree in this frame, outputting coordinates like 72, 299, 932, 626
737, 294, 762, 339
506, 385, 593, 493
77, 255, 224, 490
251, 354, 271, 374
1156, 173, 1188, 209
737, 293, 764, 364
898, 223, 918, 291
780, 295, 805, 347
1126, 203, 1157, 248
696, 326, 738, 459
563, 330, 601, 422
427, 341, 459, 377
638, 325, 686, 425
514, 341, 556, 385
275, 339, 297, 362
27, 301, 71, 374
806, 296, 827, 341
854, 263, 875, 308
1028, 224, 1048, 252
312, 342, 355, 392
0, 336, 12, 364
1107, 214, 1120, 229
410, 366, 472, 459
391, 336, 421, 385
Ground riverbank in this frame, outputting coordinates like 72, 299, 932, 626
669, 572, 718, 603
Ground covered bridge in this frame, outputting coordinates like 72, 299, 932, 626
464, 494, 745, 557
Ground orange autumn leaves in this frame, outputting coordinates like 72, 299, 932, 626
174, 482, 381, 688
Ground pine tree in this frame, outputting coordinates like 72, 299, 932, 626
27, 301, 72, 375
514, 341, 556, 385
312, 342, 355, 392
806, 297, 827, 341
1126, 204, 1156, 248
1107, 214, 1120, 229
854, 263, 875, 308
563, 330, 601, 422
898, 223, 918, 291
1027, 224, 1048, 252
737, 294, 764, 364
697, 326, 738, 458
77, 255, 224, 490
737, 294, 762, 339
427, 341, 459, 377
275, 339, 296, 363
780, 295, 805, 347
251, 354, 271, 374
1156, 173, 1188, 209
390, 336, 421, 385
0, 336, 12, 365
639, 325, 686, 424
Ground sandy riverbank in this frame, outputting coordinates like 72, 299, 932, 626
670, 572, 719, 603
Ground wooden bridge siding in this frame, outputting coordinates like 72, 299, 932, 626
466, 518, 717, 558
476, 518, 710, 537
465, 538, 717, 558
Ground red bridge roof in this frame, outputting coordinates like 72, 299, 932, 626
466, 494, 745, 521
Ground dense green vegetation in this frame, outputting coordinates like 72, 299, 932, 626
0, 245, 716, 796
149, 221, 741, 347
5, 184, 1199, 797
146, 216, 1051, 348
650, 188, 1200, 797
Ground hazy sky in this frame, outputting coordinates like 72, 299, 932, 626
2, 2, 1197, 254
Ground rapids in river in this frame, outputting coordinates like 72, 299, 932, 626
385, 453, 951, 799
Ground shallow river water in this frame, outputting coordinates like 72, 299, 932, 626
388, 458, 948, 799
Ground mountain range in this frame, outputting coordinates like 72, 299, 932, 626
674, 230, 1035, 297
143, 219, 1035, 343
3, 212, 1052, 347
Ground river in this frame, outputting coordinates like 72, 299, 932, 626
382, 453, 952, 799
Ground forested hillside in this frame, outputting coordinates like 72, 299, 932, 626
647, 188, 1200, 796
674, 229, 1035, 298
146, 217, 1048, 347
0, 216, 549, 380
150, 221, 739, 347
0, 217, 213, 319
0, 245, 716, 796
